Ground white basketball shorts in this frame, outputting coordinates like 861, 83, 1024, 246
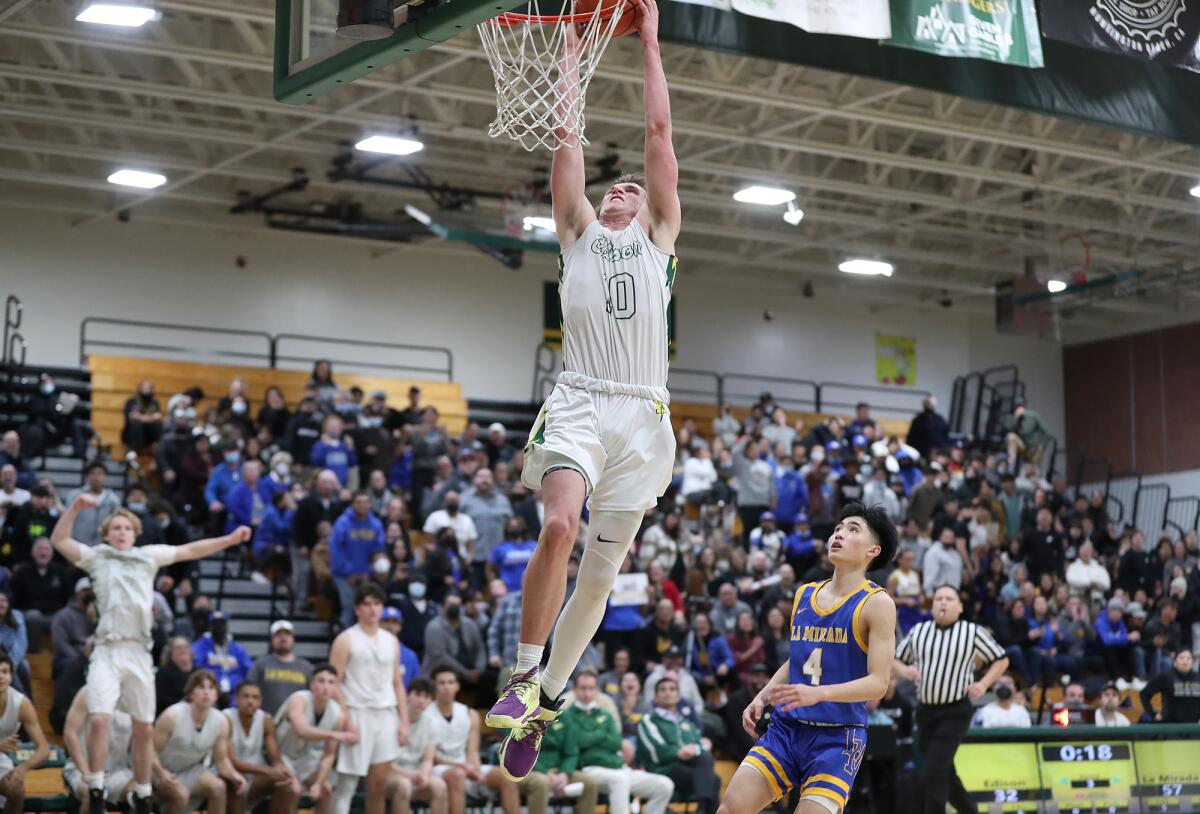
86, 641, 156, 723
523, 371, 676, 511
336, 707, 399, 777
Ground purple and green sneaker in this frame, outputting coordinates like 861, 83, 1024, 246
485, 667, 542, 730
498, 705, 560, 781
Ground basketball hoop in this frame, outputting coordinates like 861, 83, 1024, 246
478, 0, 629, 151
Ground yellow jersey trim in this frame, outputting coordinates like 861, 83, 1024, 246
852, 587, 886, 653
809, 579, 871, 617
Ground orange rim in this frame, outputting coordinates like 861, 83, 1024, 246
488, 3, 625, 26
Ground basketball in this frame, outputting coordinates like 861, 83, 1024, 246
576, 0, 638, 37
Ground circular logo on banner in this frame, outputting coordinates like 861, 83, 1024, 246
1093, 0, 1188, 45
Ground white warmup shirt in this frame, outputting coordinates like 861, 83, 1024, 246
76, 544, 177, 647
158, 702, 223, 774
342, 625, 398, 709
275, 691, 341, 763
223, 707, 266, 766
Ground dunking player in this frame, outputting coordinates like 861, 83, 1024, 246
719, 504, 897, 814
485, 0, 681, 782
52, 494, 250, 814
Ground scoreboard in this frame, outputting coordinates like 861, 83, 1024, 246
955, 727, 1200, 813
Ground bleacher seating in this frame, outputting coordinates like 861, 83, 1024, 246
86, 355, 469, 457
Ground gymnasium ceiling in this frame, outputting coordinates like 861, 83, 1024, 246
2, 0, 1200, 331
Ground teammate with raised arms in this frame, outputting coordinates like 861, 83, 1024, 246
52, 493, 250, 814
486, 0, 682, 782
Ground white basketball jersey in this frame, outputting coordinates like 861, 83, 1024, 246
75, 707, 133, 773
274, 690, 341, 763
424, 701, 470, 764
223, 707, 266, 766
158, 701, 223, 773
342, 625, 398, 710
559, 219, 675, 390
0, 687, 23, 741
76, 543, 176, 647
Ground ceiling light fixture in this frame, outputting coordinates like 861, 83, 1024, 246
783, 200, 804, 226
76, 3, 158, 26
1191, 184, 1200, 198
354, 135, 424, 156
1047, 279, 1068, 293
733, 185, 795, 206
107, 169, 166, 189
522, 216, 556, 233
838, 259, 894, 277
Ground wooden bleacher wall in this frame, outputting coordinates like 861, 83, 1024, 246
87, 355, 468, 457
670, 401, 912, 440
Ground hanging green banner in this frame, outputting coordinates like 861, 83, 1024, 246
886, 0, 1045, 67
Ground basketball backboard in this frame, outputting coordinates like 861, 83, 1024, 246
273, 0, 528, 104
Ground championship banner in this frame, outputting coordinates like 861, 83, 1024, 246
887, 0, 1045, 67
729, 0, 893, 39
1039, 0, 1200, 73
875, 334, 916, 386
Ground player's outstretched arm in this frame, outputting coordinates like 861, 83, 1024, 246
50, 493, 94, 564
173, 526, 252, 563
637, 0, 680, 252
770, 593, 897, 711
550, 26, 595, 248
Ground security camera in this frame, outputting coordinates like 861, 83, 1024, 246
763, 310, 775, 322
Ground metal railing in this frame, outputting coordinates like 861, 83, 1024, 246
949, 365, 1024, 440
721, 373, 819, 413
79, 317, 454, 381
274, 333, 453, 380
1134, 482, 1171, 537
817, 381, 931, 418
1166, 497, 1200, 539
3, 296, 25, 369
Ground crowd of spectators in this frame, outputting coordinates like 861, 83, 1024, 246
2, 362, 1199, 808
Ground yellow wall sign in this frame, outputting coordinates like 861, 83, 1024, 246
876, 334, 916, 386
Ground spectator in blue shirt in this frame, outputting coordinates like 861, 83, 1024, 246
225, 460, 267, 534
310, 415, 357, 489
381, 606, 421, 687
252, 490, 295, 586
684, 612, 734, 691
490, 518, 537, 593
1096, 597, 1138, 681
192, 611, 253, 698
329, 491, 385, 627
204, 440, 243, 524
774, 457, 808, 534
261, 451, 293, 500
782, 512, 819, 575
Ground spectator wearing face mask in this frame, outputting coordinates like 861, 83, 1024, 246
973, 676, 1031, 728
423, 490, 477, 561
283, 396, 323, 466
354, 393, 394, 482
204, 440, 243, 529
121, 379, 163, 452
310, 415, 357, 490
225, 460, 268, 535
192, 610, 253, 698
216, 377, 254, 438
122, 482, 163, 546
491, 518, 537, 594
26, 374, 88, 458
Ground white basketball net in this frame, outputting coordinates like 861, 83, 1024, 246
478, 0, 625, 151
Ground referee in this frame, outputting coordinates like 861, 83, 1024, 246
893, 585, 1009, 814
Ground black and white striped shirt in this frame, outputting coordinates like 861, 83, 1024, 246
896, 619, 1006, 706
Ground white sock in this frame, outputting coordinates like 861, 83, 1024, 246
333, 773, 358, 814
87, 771, 105, 790
135, 783, 151, 798
516, 643, 544, 674
542, 509, 640, 700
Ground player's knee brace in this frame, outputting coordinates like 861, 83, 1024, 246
575, 510, 643, 602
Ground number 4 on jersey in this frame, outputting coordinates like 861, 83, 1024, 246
803, 648, 823, 685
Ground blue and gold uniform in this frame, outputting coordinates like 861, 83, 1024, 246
742, 580, 884, 812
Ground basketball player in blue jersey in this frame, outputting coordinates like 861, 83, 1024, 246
485, 0, 682, 785
719, 503, 898, 814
